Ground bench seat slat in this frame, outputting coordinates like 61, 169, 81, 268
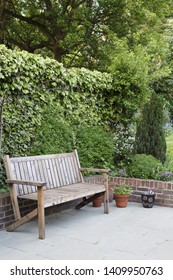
18, 183, 105, 208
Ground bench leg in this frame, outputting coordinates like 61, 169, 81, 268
103, 172, 109, 214
37, 186, 45, 239
103, 191, 109, 214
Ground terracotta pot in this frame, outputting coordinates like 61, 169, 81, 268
114, 194, 129, 208
92, 195, 103, 207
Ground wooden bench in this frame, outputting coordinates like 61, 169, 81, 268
4, 150, 109, 239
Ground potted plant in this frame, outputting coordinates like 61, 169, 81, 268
141, 189, 156, 208
113, 183, 132, 208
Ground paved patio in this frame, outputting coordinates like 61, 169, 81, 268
0, 202, 173, 260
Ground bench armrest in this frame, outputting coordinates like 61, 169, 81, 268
80, 168, 110, 174
5, 179, 47, 187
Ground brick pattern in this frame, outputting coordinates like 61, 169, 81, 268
85, 176, 173, 207
1, 176, 173, 231
0, 193, 15, 231
0, 191, 82, 231
108, 177, 173, 208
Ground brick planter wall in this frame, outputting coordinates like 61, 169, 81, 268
85, 176, 173, 207
1, 176, 173, 231
0, 192, 81, 231
109, 177, 173, 208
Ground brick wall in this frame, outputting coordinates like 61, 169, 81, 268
0, 193, 13, 231
85, 176, 173, 207
1, 176, 173, 231
0, 192, 81, 231
109, 177, 173, 208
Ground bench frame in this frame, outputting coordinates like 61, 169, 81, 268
4, 150, 109, 239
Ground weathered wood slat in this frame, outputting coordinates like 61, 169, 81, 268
18, 183, 106, 208
26, 161, 36, 193
29, 160, 38, 193
74, 150, 83, 182
10, 152, 76, 162
13, 162, 24, 195
6, 179, 46, 186
53, 158, 61, 187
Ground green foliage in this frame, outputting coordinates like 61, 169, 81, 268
114, 124, 135, 166
0, 159, 8, 193
134, 92, 167, 163
75, 125, 115, 169
106, 42, 150, 125
1, 0, 172, 70
0, 45, 111, 157
165, 133, 173, 171
108, 34, 171, 125
0, 45, 63, 157
0, 45, 121, 190
0, 44, 148, 159
128, 154, 165, 180
113, 184, 132, 195
29, 104, 74, 155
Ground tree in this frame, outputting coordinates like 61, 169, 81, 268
134, 92, 167, 163
152, 16, 173, 120
0, 0, 172, 70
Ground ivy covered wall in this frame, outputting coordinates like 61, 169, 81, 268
0, 44, 149, 157
0, 45, 114, 157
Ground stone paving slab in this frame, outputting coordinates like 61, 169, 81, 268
0, 202, 173, 260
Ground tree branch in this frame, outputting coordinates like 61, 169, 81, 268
44, 0, 52, 11
3, 8, 54, 40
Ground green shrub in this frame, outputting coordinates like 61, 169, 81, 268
76, 125, 115, 169
128, 154, 165, 180
29, 104, 74, 155
0, 159, 8, 193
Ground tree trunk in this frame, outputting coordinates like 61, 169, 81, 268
52, 45, 63, 62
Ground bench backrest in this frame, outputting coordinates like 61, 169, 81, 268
4, 150, 83, 196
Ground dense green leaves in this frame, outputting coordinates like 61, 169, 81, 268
128, 154, 165, 180
1, 44, 170, 161
134, 92, 167, 163
1, 0, 172, 69
75, 125, 115, 169
29, 103, 74, 155
0, 45, 114, 160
